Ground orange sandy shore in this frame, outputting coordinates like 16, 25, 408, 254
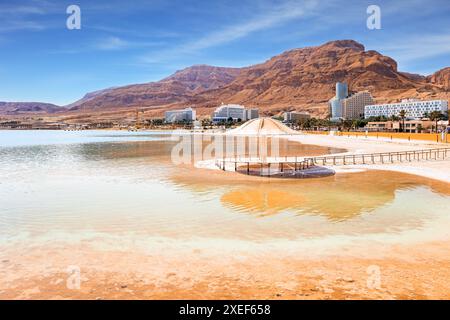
1, 239, 450, 300
1, 168, 450, 300
1, 137, 450, 300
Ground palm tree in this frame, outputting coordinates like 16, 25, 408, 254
429, 111, 443, 133
399, 110, 407, 133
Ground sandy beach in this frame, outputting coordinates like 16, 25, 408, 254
2, 0, 449, 304
289, 133, 450, 183
197, 131, 450, 183
2, 235, 450, 300
1, 130, 450, 300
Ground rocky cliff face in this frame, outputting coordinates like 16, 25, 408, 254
428, 67, 450, 90
66, 40, 448, 117
67, 65, 242, 112
2, 40, 448, 118
194, 40, 426, 114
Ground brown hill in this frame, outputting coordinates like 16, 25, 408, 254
428, 67, 450, 90
0, 102, 64, 115
194, 40, 448, 116
64, 40, 448, 118
67, 65, 241, 112
2, 40, 449, 119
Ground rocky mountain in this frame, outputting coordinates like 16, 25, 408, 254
66, 65, 241, 112
66, 87, 118, 111
2, 40, 448, 118
193, 40, 448, 115
63, 40, 448, 117
428, 67, 450, 90
0, 102, 64, 115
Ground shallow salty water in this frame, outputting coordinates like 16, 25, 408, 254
0, 130, 450, 252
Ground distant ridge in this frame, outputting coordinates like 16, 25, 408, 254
0, 102, 64, 115
1, 40, 449, 118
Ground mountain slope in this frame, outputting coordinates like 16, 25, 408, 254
67, 40, 449, 117
194, 40, 446, 115
0, 102, 64, 115
2, 40, 448, 118
68, 65, 241, 111
428, 67, 450, 90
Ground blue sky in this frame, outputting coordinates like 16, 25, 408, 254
0, 0, 449, 105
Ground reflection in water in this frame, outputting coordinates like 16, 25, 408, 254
222, 189, 306, 217
0, 131, 450, 244
171, 167, 450, 222
220, 173, 399, 221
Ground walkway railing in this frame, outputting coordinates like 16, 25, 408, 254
214, 147, 450, 177
309, 147, 450, 166
215, 157, 315, 177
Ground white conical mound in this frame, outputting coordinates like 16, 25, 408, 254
226, 118, 299, 135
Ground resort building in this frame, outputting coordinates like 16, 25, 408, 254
0, 121, 33, 129
364, 99, 448, 120
165, 107, 196, 123
342, 92, 374, 120
212, 104, 245, 122
329, 82, 347, 120
366, 120, 434, 133
212, 104, 259, 122
329, 82, 374, 121
283, 111, 311, 123
395, 120, 433, 133
366, 121, 394, 132
245, 108, 259, 121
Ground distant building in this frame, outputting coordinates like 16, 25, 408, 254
212, 104, 259, 122
284, 111, 311, 123
366, 121, 394, 132
364, 99, 448, 120
213, 104, 245, 122
165, 107, 196, 123
336, 82, 348, 100
329, 82, 374, 121
329, 82, 348, 120
245, 108, 259, 121
366, 120, 434, 133
342, 92, 374, 120
396, 120, 433, 133
0, 121, 33, 129
193, 120, 202, 130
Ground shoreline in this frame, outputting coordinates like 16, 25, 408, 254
196, 132, 450, 184
2, 238, 450, 300
1, 130, 450, 300
289, 134, 450, 184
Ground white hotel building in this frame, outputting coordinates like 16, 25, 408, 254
364, 99, 448, 119
165, 107, 196, 123
212, 104, 259, 122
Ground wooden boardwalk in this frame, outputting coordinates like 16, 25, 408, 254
215, 147, 450, 177
309, 147, 450, 166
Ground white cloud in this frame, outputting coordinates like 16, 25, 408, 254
0, 1, 52, 33
0, 20, 46, 32
365, 33, 450, 74
96, 36, 130, 51
183, 0, 318, 51
94, 36, 164, 51
141, 0, 320, 63
50, 36, 164, 54
377, 34, 450, 62
0, 6, 45, 15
